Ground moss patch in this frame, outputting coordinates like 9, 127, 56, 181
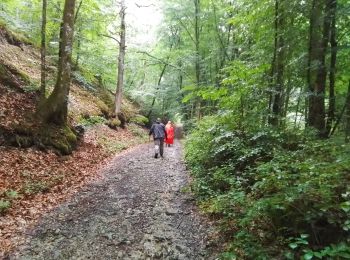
5, 122, 78, 155
130, 115, 149, 126
38, 124, 78, 155
107, 118, 121, 130
0, 61, 31, 90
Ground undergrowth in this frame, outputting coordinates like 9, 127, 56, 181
185, 116, 350, 259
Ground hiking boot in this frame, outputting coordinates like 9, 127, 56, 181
154, 153, 158, 158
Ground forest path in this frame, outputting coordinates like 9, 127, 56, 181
11, 142, 216, 259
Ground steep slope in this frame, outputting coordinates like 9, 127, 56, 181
0, 24, 148, 256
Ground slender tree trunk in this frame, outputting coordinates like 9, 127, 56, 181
283, 81, 292, 124
330, 80, 350, 138
114, 0, 126, 115
146, 42, 174, 120
345, 81, 350, 142
147, 63, 168, 119
73, 0, 83, 69
326, 0, 337, 136
212, 2, 229, 66
194, 0, 201, 119
74, 0, 83, 23
269, 0, 285, 126
307, 0, 331, 136
294, 89, 303, 129
75, 27, 82, 69
40, 0, 47, 101
37, 0, 76, 125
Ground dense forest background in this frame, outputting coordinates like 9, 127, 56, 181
1, 0, 350, 258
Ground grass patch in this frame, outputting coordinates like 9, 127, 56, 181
22, 181, 50, 195
79, 115, 106, 127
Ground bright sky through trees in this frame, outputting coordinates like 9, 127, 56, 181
126, 0, 162, 46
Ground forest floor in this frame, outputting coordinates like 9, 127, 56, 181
7, 142, 218, 259
0, 124, 147, 257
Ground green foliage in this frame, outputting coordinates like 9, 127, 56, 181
5, 189, 19, 200
23, 181, 50, 195
23, 81, 40, 93
0, 189, 17, 214
107, 118, 121, 129
0, 199, 11, 214
130, 115, 149, 126
96, 100, 110, 118
185, 116, 350, 258
79, 115, 106, 127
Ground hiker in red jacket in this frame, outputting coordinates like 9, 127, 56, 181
165, 121, 175, 147
149, 118, 167, 158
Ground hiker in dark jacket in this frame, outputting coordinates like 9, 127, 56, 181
149, 118, 167, 158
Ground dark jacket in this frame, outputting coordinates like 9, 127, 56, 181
149, 122, 167, 140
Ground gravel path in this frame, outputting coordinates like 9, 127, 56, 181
10, 141, 216, 259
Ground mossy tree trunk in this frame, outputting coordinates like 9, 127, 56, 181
114, 0, 126, 115
38, 0, 76, 125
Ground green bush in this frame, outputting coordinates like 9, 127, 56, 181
130, 114, 148, 125
185, 116, 350, 259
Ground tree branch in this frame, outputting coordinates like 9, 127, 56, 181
137, 51, 190, 77
135, 3, 154, 8
74, 0, 84, 24
175, 16, 196, 45
100, 34, 120, 44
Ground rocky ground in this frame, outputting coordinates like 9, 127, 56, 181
8, 142, 217, 259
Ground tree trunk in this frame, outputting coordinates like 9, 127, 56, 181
345, 81, 350, 142
294, 89, 303, 129
40, 0, 47, 101
282, 81, 292, 124
37, 0, 76, 125
330, 80, 350, 138
146, 41, 174, 120
75, 27, 82, 69
147, 63, 168, 120
73, 0, 83, 69
194, 0, 201, 119
326, 0, 337, 136
269, 0, 285, 126
270, 0, 285, 126
74, 0, 83, 23
307, 0, 331, 136
114, 0, 126, 115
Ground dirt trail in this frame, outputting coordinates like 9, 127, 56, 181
10, 142, 217, 259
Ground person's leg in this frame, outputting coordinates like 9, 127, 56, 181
154, 139, 160, 158
159, 138, 164, 157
